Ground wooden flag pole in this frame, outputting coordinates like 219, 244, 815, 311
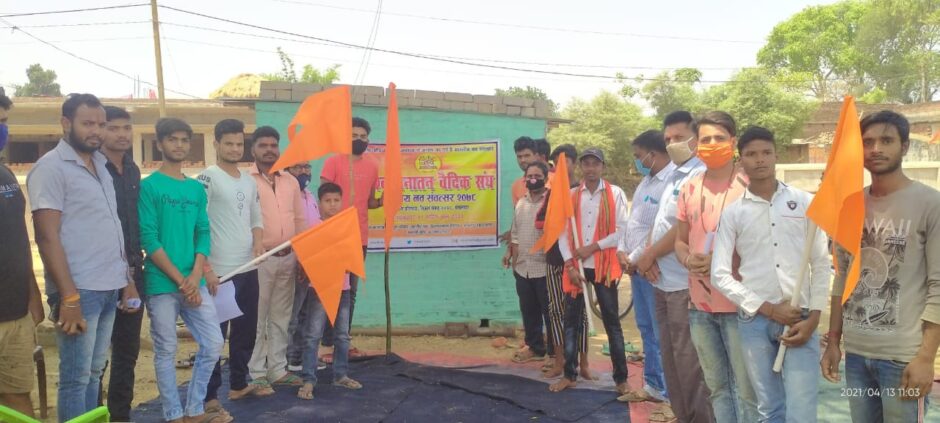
772, 221, 819, 373
218, 239, 292, 282
384, 250, 392, 357
568, 216, 596, 334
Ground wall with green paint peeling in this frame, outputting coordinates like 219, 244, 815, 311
256, 102, 547, 327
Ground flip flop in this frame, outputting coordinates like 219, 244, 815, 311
297, 384, 315, 400
333, 377, 362, 390
246, 379, 275, 397
511, 350, 545, 363
273, 373, 303, 386
616, 389, 662, 403
649, 404, 678, 422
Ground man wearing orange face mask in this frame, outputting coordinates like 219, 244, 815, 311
674, 111, 758, 423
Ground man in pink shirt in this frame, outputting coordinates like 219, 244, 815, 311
247, 126, 307, 391
286, 162, 321, 370
674, 112, 757, 423
319, 117, 381, 349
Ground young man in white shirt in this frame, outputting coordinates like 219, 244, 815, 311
711, 126, 830, 422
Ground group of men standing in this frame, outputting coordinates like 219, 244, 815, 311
0, 93, 378, 422
507, 109, 938, 422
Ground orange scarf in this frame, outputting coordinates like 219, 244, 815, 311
562, 180, 623, 295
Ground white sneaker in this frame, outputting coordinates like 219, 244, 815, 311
287, 364, 302, 372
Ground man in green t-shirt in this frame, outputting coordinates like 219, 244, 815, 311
139, 117, 226, 423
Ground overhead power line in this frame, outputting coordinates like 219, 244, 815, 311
0, 20, 149, 28
271, 0, 761, 44
0, 3, 148, 18
0, 16, 198, 98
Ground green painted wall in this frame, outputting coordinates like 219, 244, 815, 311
256, 102, 546, 327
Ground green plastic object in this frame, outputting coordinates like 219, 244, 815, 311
66, 406, 110, 423
0, 405, 40, 423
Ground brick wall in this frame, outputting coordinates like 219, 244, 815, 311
259, 82, 554, 120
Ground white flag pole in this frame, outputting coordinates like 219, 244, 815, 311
772, 221, 819, 373
218, 239, 292, 282
568, 216, 596, 334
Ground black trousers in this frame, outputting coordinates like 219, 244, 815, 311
206, 270, 260, 400
514, 272, 550, 357
105, 275, 145, 421
563, 269, 628, 384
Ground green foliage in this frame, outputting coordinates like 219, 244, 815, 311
548, 91, 656, 189
618, 68, 703, 121
261, 47, 341, 85
13, 64, 62, 97
495, 86, 557, 114
700, 68, 817, 146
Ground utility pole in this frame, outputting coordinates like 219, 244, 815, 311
150, 0, 167, 117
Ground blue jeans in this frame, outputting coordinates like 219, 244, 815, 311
631, 274, 668, 401
845, 353, 930, 423
301, 289, 352, 386
689, 309, 759, 423
147, 287, 224, 421
738, 311, 820, 422
49, 289, 119, 422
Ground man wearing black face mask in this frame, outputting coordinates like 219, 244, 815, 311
503, 161, 552, 363
319, 117, 380, 357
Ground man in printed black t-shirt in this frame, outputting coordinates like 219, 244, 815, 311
0, 91, 45, 417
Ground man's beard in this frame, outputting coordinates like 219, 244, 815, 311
870, 157, 903, 176
67, 127, 99, 154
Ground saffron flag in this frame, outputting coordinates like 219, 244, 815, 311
292, 207, 365, 325
531, 152, 574, 253
383, 83, 403, 251
270, 86, 352, 174
806, 96, 866, 305
931, 130, 940, 144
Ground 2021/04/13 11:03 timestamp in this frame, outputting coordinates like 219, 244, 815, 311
841, 387, 920, 398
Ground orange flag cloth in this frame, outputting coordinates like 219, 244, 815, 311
292, 207, 365, 325
531, 152, 574, 253
383, 83, 403, 251
806, 96, 865, 305
270, 86, 352, 174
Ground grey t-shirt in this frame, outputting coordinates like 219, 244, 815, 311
197, 166, 263, 278
833, 181, 940, 362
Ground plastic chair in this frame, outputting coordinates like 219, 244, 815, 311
65, 406, 110, 423
0, 405, 40, 423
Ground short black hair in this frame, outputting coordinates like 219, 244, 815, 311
155, 117, 193, 142
737, 126, 776, 153
252, 126, 281, 146
533, 138, 551, 159
694, 111, 737, 137
525, 161, 550, 177
860, 110, 910, 144
663, 111, 694, 129
514, 136, 537, 154
353, 117, 371, 135
104, 106, 130, 122
550, 143, 577, 163
631, 130, 667, 154
214, 119, 245, 142
318, 182, 343, 200
0, 93, 12, 111
62, 93, 103, 120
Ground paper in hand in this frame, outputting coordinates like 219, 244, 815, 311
213, 281, 243, 323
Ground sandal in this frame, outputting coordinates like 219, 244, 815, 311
247, 379, 275, 397
511, 350, 545, 363
176, 353, 196, 369
616, 389, 662, 403
273, 373, 304, 386
649, 404, 677, 422
297, 383, 315, 400
189, 411, 232, 423
203, 400, 233, 420
333, 376, 362, 390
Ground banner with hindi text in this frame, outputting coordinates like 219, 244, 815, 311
364, 140, 500, 251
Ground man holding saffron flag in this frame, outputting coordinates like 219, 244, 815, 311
549, 147, 629, 396
821, 110, 940, 422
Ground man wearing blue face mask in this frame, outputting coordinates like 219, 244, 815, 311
615, 130, 674, 415
0, 90, 45, 419
286, 161, 322, 371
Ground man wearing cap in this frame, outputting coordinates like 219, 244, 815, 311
550, 147, 630, 396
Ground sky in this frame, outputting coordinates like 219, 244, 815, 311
0, 0, 838, 108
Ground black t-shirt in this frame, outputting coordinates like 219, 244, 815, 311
0, 164, 31, 322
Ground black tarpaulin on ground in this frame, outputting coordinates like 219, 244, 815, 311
132, 354, 629, 422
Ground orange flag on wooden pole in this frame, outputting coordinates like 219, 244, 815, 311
292, 207, 365, 325
531, 152, 574, 253
806, 96, 866, 305
269, 86, 352, 174
383, 83, 403, 251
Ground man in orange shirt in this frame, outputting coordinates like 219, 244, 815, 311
247, 126, 307, 392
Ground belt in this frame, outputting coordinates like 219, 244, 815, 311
271, 246, 293, 257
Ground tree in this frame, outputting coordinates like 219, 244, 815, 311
856, 0, 940, 103
618, 68, 704, 121
14, 64, 62, 97
757, 1, 869, 101
262, 47, 341, 85
548, 91, 656, 189
700, 68, 817, 145
495, 86, 557, 114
